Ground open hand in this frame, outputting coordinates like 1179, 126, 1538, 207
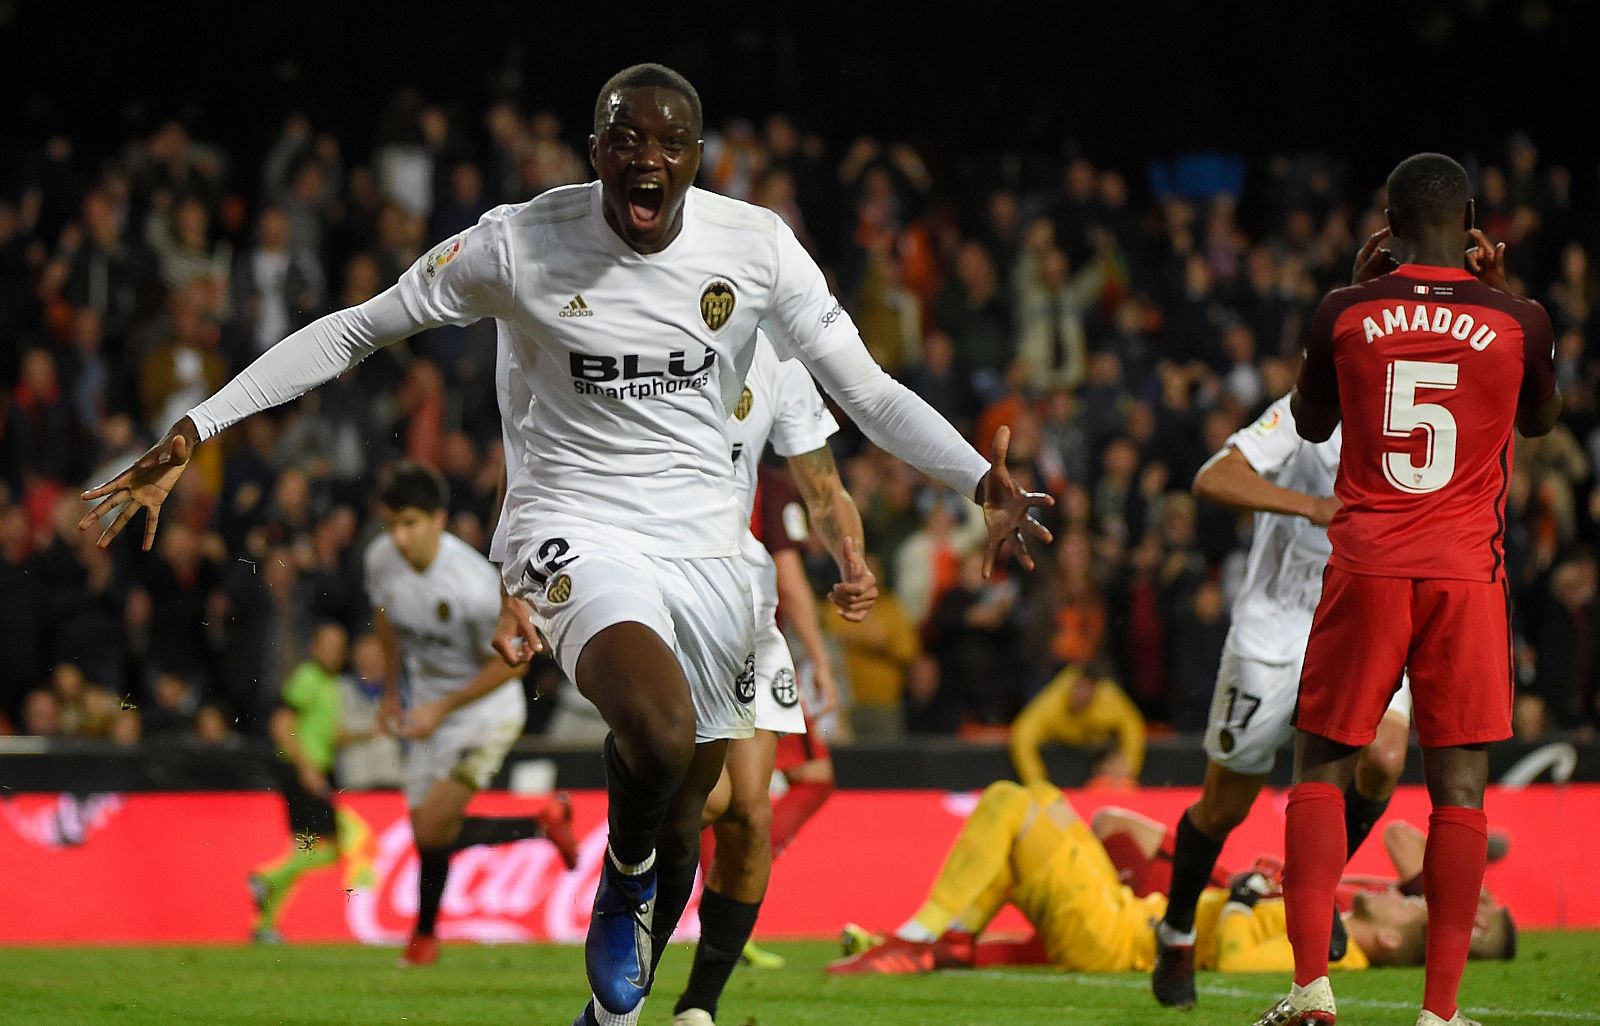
79, 418, 199, 550
979, 426, 1055, 577
828, 536, 878, 622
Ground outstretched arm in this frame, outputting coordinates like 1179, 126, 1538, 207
765, 221, 1052, 576
81, 289, 430, 548
82, 214, 513, 549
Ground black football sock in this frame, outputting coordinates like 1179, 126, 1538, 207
674, 887, 761, 1017
648, 831, 703, 978
604, 732, 679, 867
415, 848, 451, 937
1344, 781, 1391, 859
448, 815, 543, 853
1163, 810, 1226, 936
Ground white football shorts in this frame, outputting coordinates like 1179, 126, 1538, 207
404, 704, 525, 808
506, 525, 757, 743
1204, 645, 1412, 775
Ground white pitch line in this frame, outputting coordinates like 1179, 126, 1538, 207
968, 970, 1600, 1022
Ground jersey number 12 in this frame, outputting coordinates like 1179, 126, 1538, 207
1382, 359, 1458, 494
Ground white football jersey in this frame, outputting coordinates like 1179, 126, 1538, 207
392, 181, 867, 567
364, 532, 524, 718
1224, 396, 1342, 665
728, 333, 839, 585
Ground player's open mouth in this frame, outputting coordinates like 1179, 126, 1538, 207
628, 182, 665, 231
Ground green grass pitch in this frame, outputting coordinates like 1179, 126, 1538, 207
1, 934, 1596, 1025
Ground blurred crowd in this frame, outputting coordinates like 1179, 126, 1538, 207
2, 93, 1598, 755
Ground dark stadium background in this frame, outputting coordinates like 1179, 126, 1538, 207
8, 0, 1599, 183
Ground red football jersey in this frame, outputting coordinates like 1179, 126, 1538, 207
1298, 264, 1555, 582
751, 463, 807, 558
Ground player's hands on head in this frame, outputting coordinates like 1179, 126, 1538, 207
828, 536, 878, 622
78, 417, 201, 550
1352, 226, 1398, 284
1307, 495, 1342, 527
1467, 228, 1511, 293
979, 426, 1054, 577
396, 699, 446, 740
492, 592, 542, 666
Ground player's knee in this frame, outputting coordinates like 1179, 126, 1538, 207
714, 798, 772, 864
1357, 740, 1406, 799
615, 704, 697, 784
723, 785, 773, 835
410, 814, 452, 851
983, 780, 1025, 805
1193, 788, 1252, 836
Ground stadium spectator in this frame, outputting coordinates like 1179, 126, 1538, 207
0, 504, 46, 724
22, 687, 63, 737
826, 556, 921, 740
336, 632, 404, 788
231, 206, 324, 361
924, 549, 1024, 726
932, 242, 1012, 393
1009, 665, 1146, 787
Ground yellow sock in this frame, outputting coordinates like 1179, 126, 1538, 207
905, 782, 1033, 939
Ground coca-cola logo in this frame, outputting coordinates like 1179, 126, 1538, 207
344, 816, 703, 944
1, 794, 123, 849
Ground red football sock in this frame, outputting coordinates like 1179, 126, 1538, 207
770, 781, 833, 859
1422, 806, 1488, 1021
1283, 781, 1346, 986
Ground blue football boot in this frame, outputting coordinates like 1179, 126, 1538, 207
585, 852, 657, 1014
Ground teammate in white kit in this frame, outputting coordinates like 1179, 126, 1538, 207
365, 463, 578, 968
670, 333, 867, 1026
1151, 395, 1413, 1009
79, 64, 1050, 1026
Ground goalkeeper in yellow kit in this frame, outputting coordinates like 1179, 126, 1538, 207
827, 782, 1429, 977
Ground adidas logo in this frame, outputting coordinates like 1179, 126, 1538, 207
558, 295, 593, 318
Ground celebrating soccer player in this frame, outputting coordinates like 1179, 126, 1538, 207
80, 63, 1050, 1026
365, 462, 578, 967
1256, 153, 1559, 1026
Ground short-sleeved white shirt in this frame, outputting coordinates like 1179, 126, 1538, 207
364, 532, 523, 718
726, 332, 838, 588
390, 182, 864, 567
1224, 396, 1342, 664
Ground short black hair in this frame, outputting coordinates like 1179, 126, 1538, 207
593, 63, 703, 137
379, 461, 448, 514
1386, 152, 1471, 228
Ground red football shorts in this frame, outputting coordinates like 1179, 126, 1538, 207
1297, 566, 1513, 748
773, 710, 831, 773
